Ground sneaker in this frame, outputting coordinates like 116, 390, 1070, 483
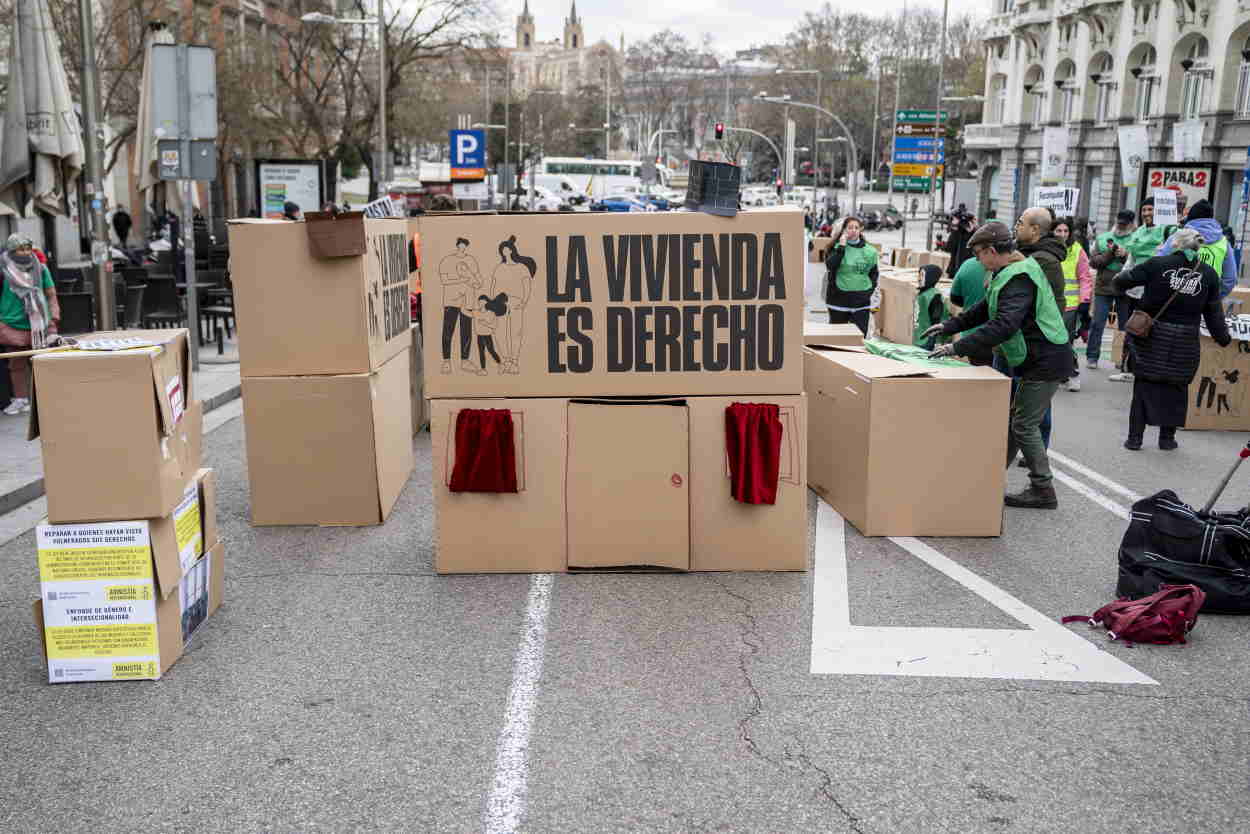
1124, 438, 1143, 451
1109, 372, 1134, 382
1004, 485, 1058, 509
3, 397, 27, 416
1067, 377, 1082, 392
1087, 359, 1099, 369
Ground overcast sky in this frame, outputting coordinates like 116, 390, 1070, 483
506, 0, 991, 55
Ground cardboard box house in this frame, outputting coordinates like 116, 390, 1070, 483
227, 215, 414, 378
431, 395, 807, 573
803, 322, 864, 348
415, 208, 805, 399
242, 349, 413, 525
34, 469, 222, 683
1186, 332, 1250, 431
30, 331, 203, 524
804, 345, 1010, 537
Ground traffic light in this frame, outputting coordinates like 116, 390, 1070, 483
714, 122, 725, 141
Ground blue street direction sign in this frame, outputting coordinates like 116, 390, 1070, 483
893, 136, 945, 151
450, 129, 486, 180
893, 150, 946, 164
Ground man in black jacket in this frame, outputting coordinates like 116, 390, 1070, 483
924, 222, 1073, 509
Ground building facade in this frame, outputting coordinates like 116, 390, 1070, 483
966, 0, 1250, 232
508, 0, 620, 96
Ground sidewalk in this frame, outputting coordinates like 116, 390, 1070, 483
0, 336, 241, 515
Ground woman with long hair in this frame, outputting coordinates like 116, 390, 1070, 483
823, 216, 878, 336
491, 236, 537, 374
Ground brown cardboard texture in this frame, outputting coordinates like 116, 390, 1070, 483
803, 322, 864, 348
432, 395, 808, 573
35, 541, 225, 683
31, 331, 203, 523
304, 210, 367, 257
688, 395, 807, 571
1187, 335, 1250, 430
804, 346, 1009, 536
891, 247, 912, 267
432, 398, 568, 573
227, 217, 411, 377
876, 271, 919, 344
417, 208, 804, 398
147, 467, 215, 597
809, 236, 834, 264
410, 323, 428, 434
242, 348, 413, 525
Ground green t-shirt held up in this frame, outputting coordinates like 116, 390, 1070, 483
0, 266, 54, 330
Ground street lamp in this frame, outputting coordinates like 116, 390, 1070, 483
756, 93, 860, 216
925, 0, 951, 249
302, 10, 387, 193
776, 69, 822, 217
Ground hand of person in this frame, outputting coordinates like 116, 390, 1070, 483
921, 323, 946, 340
928, 343, 957, 360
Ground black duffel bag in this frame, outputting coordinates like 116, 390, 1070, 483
1118, 490, 1250, 614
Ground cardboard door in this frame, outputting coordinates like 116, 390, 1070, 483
566, 402, 689, 570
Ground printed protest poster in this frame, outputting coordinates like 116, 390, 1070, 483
1032, 186, 1080, 216
1153, 189, 1179, 226
37, 521, 159, 683
172, 483, 203, 576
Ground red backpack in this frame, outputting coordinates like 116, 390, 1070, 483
1062, 584, 1205, 645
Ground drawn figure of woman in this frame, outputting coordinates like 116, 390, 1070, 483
490, 235, 537, 374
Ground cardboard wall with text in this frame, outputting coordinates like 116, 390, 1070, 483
417, 209, 805, 398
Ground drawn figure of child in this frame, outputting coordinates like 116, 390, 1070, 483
463, 293, 508, 375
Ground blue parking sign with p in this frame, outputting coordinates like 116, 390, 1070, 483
451, 130, 486, 179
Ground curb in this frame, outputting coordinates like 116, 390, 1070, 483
0, 382, 242, 517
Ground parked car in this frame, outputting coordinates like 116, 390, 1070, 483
510, 185, 568, 212
859, 203, 903, 230
590, 195, 649, 212
533, 174, 590, 206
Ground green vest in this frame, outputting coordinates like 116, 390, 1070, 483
1124, 224, 1168, 264
913, 287, 948, 346
986, 258, 1070, 367
834, 241, 878, 293
1198, 235, 1229, 276
1095, 231, 1133, 272
1060, 242, 1082, 308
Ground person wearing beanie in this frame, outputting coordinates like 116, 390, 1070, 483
1113, 228, 1230, 450
912, 264, 949, 349
0, 234, 59, 415
923, 221, 1071, 509
1158, 198, 1237, 298
282, 201, 301, 221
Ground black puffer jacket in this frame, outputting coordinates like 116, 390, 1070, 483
1018, 235, 1068, 314
1113, 251, 1230, 384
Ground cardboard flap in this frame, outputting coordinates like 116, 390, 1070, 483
807, 347, 934, 380
150, 351, 178, 436
306, 211, 367, 257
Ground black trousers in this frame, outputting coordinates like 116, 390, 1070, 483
478, 335, 501, 368
828, 308, 870, 336
442, 306, 472, 361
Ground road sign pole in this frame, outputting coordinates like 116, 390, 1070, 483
177, 45, 199, 371
926, 0, 949, 250
77, 0, 113, 331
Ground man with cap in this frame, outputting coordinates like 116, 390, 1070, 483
1085, 209, 1136, 370
923, 221, 1072, 509
1158, 199, 1237, 298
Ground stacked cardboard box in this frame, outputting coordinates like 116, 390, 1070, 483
805, 344, 1010, 536
418, 209, 808, 573
27, 330, 224, 682
228, 215, 415, 525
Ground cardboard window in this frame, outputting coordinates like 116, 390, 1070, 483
444, 409, 527, 492
722, 404, 798, 485
305, 211, 367, 257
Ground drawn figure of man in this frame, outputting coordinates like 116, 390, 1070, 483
438, 237, 482, 373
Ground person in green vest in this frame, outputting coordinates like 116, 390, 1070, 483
1157, 199, 1237, 298
923, 221, 1072, 509
1053, 217, 1093, 392
1086, 209, 1136, 370
913, 265, 949, 349
823, 216, 878, 336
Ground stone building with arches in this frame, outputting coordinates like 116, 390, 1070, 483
965, 0, 1250, 235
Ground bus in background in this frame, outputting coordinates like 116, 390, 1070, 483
535, 157, 671, 199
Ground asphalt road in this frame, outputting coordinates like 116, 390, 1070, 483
2, 350, 1250, 833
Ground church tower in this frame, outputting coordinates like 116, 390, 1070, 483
516, 0, 534, 49
563, 0, 583, 49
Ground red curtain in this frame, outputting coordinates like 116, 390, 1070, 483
725, 403, 783, 505
449, 409, 518, 493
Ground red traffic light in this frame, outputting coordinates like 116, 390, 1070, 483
714, 122, 725, 140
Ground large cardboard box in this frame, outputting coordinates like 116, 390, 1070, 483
30, 331, 203, 523
809, 236, 834, 264
1187, 334, 1250, 430
804, 346, 1010, 536
876, 271, 919, 345
227, 216, 413, 377
417, 208, 804, 399
431, 395, 807, 572
891, 247, 912, 267
34, 540, 225, 683
804, 321, 864, 348
242, 348, 413, 525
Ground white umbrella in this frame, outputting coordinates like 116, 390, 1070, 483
132, 25, 198, 215
0, 0, 84, 217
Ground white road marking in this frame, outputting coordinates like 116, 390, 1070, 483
1049, 449, 1142, 503
484, 573, 554, 834
810, 500, 1156, 684
1050, 468, 1131, 520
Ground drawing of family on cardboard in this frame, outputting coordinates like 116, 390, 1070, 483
437, 234, 537, 376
